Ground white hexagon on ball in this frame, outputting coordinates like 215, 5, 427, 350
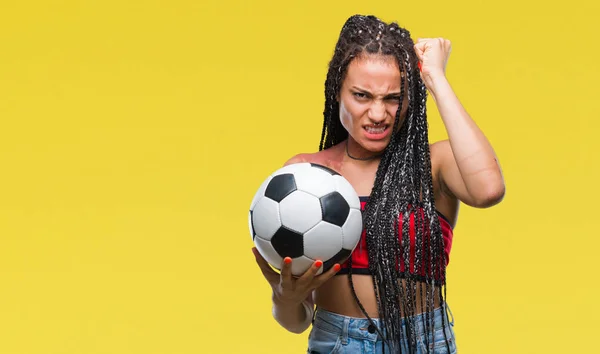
341, 208, 363, 250
279, 190, 322, 234
251, 197, 281, 241
290, 255, 316, 276
293, 166, 337, 198
303, 221, 343, 263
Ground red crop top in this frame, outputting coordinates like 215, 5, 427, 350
338, 196, 454, 279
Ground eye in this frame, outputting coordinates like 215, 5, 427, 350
386, 96, 402, 102
352, 92, 368, 99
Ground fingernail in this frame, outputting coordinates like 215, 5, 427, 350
284, 257, 292, 264
334, 264, 341, 272
418, 62, 422, 72
315, 260, 323, 268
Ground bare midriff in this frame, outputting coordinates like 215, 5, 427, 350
314, 274, 443, 318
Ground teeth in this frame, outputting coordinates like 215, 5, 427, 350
365, 126, 386, 133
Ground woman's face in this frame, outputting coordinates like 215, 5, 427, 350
338, 54, 408, 154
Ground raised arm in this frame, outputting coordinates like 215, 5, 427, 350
415, 38, 505, 208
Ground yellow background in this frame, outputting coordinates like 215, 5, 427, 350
0, 0, 598, 353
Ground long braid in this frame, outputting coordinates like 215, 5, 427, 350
319, 15, 449, 353
416, 77, 452, 352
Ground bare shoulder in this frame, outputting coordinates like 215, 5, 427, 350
283, 153, 314, 166
284, 147, 341, 168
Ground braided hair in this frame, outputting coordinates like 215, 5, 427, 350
319, 15, 451, 353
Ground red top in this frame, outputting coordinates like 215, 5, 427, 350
339, 197, 454, 279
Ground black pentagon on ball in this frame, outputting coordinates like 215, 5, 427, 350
250, 210, 256, 241
264, 174, 297, 202
271, 226, 304, 258
320, 191, 350, 227
310, 163, 340, 176
323, 248, 352, 272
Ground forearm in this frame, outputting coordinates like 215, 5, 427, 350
428, 75, 504, 195
272, 292, 313, 334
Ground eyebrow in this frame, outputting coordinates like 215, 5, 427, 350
351, 86, 402, 97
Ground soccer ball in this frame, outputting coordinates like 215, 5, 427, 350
249, 162, 363, 276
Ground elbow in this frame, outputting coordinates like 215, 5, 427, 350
274, 315, 311, 334
272, 300, 313, 334
471, 182, 506, 208
287, 325, 310, 335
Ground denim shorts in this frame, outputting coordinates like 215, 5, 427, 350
307, 303, 456, 354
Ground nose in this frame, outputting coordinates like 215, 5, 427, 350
367, 101, 386, 124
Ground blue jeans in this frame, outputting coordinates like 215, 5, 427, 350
307, 304, 456, 354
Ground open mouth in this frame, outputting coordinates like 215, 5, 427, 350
364, 125, 388, 134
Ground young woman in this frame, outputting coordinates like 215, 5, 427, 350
252, 14, 505, 354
